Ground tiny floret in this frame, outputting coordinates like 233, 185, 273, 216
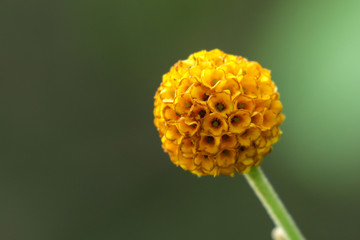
154, 49, 285, 177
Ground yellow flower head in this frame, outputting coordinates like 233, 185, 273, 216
154, 49, 285, 177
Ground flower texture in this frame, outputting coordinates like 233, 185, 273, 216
154, 49, 285, 177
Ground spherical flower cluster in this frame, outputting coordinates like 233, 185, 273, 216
154, 49, 285, 177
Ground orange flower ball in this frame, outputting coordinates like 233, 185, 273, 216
154, 49, 285, 176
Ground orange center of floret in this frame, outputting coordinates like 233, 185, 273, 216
232, 116, 241, 124
238, 103, 246, 109
215, 103, 225, 111
222, 134, 229, 140
206, 136, 214, 144
212, 118, 221, 127
198, 110, 206, 118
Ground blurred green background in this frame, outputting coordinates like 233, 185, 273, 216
1, 0, 360, 239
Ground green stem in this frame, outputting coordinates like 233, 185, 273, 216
244, 166, 305, 240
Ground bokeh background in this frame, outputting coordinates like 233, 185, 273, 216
1, 0, 360, 239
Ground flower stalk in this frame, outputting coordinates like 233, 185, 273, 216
244, 167, 305, 240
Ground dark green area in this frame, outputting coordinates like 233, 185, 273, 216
1, 0, 360, 239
